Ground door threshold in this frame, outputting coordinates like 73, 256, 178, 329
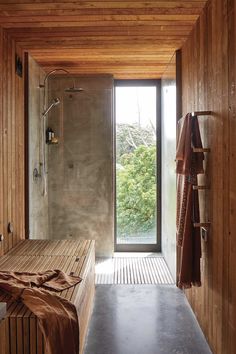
114, 252, 163, 258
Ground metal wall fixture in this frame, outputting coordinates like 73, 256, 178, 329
42, 97, 60, 117
39, 68, 70, 89
33, 167, 41, 181
64, 86, 84, 93
39, 69, 68, 196
39, 69, 84, 196
190, 110, 212, 232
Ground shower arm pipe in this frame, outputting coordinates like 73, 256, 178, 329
41, 68, 70, 113
39, 68, 70, 89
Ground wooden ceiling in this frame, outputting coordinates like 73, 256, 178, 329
0, 1, 207, 79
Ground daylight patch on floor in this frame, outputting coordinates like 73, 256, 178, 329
95, 256, 174, 285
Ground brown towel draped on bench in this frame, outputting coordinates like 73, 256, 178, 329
176, 113, 204, 289
0, 269, 82, 354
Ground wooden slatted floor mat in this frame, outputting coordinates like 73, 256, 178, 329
95, 256, 174, 285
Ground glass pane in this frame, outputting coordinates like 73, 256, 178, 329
116, 86, 157, 245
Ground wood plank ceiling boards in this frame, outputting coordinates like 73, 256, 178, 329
0, 1, 207, 79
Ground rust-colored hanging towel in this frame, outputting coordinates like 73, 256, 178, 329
0, 269, 82, 354
176, 113, 204, 289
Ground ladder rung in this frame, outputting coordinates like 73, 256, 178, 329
193, 222, 211, 228
193, 185, 210, 190
191, 111, 212, 117
193, 148, 211, 153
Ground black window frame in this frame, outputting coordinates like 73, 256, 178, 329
114, 79, 161, 252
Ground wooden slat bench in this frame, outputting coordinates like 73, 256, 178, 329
0, 303, 6, 354
0, 239, 95, 354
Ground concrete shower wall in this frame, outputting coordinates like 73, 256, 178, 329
48, 75, 114, 257
28, 55, 49, 239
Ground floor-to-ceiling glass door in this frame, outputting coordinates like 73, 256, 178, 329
115, 80, 161, 252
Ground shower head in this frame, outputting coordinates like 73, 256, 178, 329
52, 97, 60, 106
42, 97, 60, 117
64, 86, 84, 93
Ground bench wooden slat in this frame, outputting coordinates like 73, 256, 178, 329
37, 319, 44, 354
0, 318, 6, 354
0, 239, 95, 354
16, 305, 26, 354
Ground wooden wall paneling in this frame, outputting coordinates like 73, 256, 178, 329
206, 0, 215, 349
17, 47, 25, 241
24, 52, 29, 240
14, 46, 24, 243
194, 16, 206, 331
15, 51, 22, 241
14, 43, 25, 245
176, 50, 182, 121
196, 8, 206, 336
0, 27, 3, 256
11, 38, 16, 249
201, 3, 211, 343
181, 0, 202, 350
7, 33, 13, 252
211, 0, 219, 349
228, 0, 236, 352
0, 28, 25, 255
219, 0, 229, 353
211, 0, 228, 351
205, 1, 213, 348
181, 0, 233, 353
15, 42, 20, 246
2, 30, 9, 254
14, 48, 20, 246
189, 16, 197, 316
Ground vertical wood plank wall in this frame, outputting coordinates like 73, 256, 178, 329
0, 28, 25, 256
228, 1, 236, 353
181, 0, 235, 353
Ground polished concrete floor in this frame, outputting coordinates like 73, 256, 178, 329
84, 285, 212, 354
